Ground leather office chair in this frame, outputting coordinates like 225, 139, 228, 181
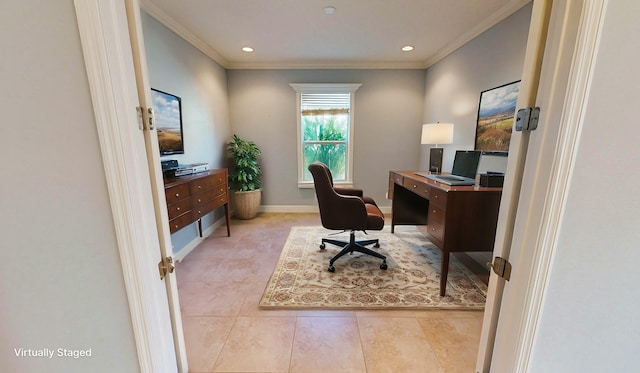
308, 162, 387, 272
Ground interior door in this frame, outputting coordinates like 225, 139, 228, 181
124, 1, 188, 371
478, 0, 597, 371
74, 0, 182, 371
474, 0, 554, 371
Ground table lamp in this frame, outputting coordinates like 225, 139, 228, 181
421, 122, 454, 173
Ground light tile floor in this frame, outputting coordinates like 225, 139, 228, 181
176, 213, 485, 373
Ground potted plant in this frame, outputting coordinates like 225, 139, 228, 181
227, 134, 262, 219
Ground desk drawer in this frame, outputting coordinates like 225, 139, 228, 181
427, 220, 445, 243
165, 183, 190, 204
402, 178, 430, 200
428, 204, 445, 224
429, 187, 448, 206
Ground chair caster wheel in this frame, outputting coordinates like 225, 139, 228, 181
320, 243, 326, 249
380, 263, 388, 270
374, 243, 380, 248
328, 265, 335, 273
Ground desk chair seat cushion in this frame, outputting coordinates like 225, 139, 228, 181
365, 203, 385, 230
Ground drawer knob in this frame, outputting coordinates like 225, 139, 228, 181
197, 199, 202, 203
431, 227, 436, 231
435, 195, 439, 199
198, 185, 202, 189
177, 207, 181, 211
432, 209, 436, 213
175, 193, 180, 197
174, 224, 178, 228
412, 184, 417, 188
198, 210, 202, 214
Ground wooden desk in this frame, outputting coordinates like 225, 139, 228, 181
164, 169, 231, 237
388, 171, 502, 296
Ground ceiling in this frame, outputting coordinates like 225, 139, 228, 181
141, 0, 530, 69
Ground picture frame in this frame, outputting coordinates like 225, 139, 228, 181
474, 80, 521, 156
151, 88, 185, 155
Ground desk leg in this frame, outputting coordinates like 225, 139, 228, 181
440, 251, 450, 296
224, 202, 231, 237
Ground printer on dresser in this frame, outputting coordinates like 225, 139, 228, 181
163, 168, 231, 237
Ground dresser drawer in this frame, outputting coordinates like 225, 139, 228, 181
167, 198, 191, 220
169, 213, 193, 234
191, 187, 225, 206
427, 203, 445, 224
402, 178, 430, 200
165, 183, 190, 205
192, 199, 217, 220
190, 173, 225, 194
429, 187, 448, 206
427, 220, 445, 243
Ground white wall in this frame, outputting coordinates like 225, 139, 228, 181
421, 4, 532, 174
0, 1, 139, 372
529, 1, 640, 370
227, 69, 426, 208
141, 12, 232, 252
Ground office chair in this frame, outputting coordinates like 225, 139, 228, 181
308, 162, 387, 272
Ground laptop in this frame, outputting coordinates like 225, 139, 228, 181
416, 150, 481, 186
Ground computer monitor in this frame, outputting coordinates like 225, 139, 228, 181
451, 150, 481, 179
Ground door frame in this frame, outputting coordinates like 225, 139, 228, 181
74, 0, 186, 372
478, 0, 607, 371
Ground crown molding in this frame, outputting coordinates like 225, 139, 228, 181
140, 0, 531, 71
139, 0, 229, 68
423, 0, 532, 68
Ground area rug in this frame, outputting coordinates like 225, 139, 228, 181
259, 226, 487, 310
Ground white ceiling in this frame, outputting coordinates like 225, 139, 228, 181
141, 0, 530, 69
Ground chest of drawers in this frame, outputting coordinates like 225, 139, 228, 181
164, 169, 230, 236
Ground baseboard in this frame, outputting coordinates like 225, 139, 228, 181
173, 216, 226, 262
258, 204, 392, 214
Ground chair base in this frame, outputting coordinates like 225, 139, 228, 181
320, 231, 387, 272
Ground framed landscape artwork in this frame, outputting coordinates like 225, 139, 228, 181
474, 80, 521, 155
151, 88, 184, 155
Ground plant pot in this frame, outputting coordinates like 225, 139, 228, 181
232, 189, 261, 219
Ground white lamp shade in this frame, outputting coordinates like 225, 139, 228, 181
421, 123, 454, 145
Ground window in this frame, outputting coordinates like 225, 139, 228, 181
290, 83, 361, 187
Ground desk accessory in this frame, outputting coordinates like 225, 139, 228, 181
421, 122, 454, 173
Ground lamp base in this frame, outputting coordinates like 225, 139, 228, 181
429, 147, 444, 173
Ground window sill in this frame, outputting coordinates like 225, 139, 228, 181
298, 181, 353, 189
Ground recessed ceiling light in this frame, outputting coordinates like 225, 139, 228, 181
242, 47, 254, 52
402, 45, 414, 52
323, 6, 336, 15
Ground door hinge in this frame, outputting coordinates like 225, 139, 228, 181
137, 106, 155, 131
158, 256, 175, 280
515, 107, 540, 132
488, 256, 512, 281
136, 107, 144, 130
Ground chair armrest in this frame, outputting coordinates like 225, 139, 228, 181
334, 187, 363, 197
322, 193, 368, 230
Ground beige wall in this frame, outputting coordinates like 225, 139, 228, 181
141, 12, 233, 251
227, 69, 426, 208
0, 1, 139, 372
422, 3, 533, 174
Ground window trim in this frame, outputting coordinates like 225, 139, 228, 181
290, 83, 361, 188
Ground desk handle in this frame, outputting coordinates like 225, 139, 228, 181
412, 184, 417, 188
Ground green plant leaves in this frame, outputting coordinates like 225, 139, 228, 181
227, 134, 262, 192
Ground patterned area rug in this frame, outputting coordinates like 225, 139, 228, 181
259, 226, 487, 310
